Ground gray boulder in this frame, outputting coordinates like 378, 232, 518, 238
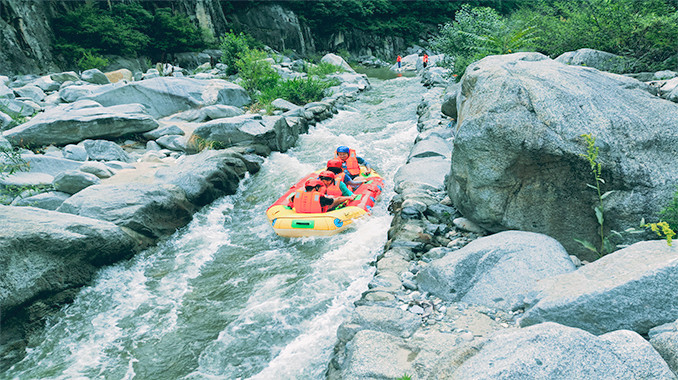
190, 114, 278, 150
12, 84, 45, 103
62, 144, 89, 161
81, 139, 131, 162
321, 53, 355, 73
81, 68, 110, 85
555, 48, 634, 73
447, 52, 678, 260
155, 135, 187, 152
154, 149, 253, 206
50, 71, 80, 83
78, 161, 115, 179
441, 82, 460, 119
394, 157, 449, 193
0, 205, 137, 313
3, 103, 158, 147
84, 77, 250, 118
0, 111, 12, 130
142, 125, 185, 140
57, 183, 194, 239
58, 84, 99, 103
447, 322, 674, 379
9, 191, 70, 210
53, 170, 101, 194
407, 135, 452, 162
650, 320, 678, 375
520, 240, 678, 335
201, 104, 245, 120
0, 98, 39, 117
417, 231, 576, 311
0, 154, 83, 188
337, 306, 422, 343
0, 83, 14, 99
331, 330, 415, 380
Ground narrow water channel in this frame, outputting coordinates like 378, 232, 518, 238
4, 75, 425, 379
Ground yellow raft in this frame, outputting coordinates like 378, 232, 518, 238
266, 168, 384, 237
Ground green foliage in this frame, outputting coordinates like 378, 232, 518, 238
259, 76, 337, 106
147, 8, 206, 59
235, 49, 281, 94
429, 5, 537, 78
396, 374, 412, 380
0, 146, 29, 180
660, 187, 678, 232
52, 2, 205, 64
77, 50, 110, 71
575, 133, 615, 257
219, 31, 254, 75
305, 62, 345, 77
511, 0, 678, 71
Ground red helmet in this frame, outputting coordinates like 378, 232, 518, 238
327, 159, 343, 169
305, 178, 324, 189
319, 171, 335, 180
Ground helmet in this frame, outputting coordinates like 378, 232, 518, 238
327, 159, 343, 169
336, 146, 350, 154
305, 178, 323, 189
319, 171, 335, 180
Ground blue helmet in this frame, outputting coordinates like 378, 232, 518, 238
336, 146, 350, 153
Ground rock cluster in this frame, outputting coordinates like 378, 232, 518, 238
327, 56, 678, 379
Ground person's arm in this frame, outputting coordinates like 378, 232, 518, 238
339, 181, 353, 196
323, 195, 356, 210
343, 174, 366, 187
357, 156, 372, 173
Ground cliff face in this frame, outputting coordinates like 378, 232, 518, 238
0, 0, 409, 76
0, 0, 67, 75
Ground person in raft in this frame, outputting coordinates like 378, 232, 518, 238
335, 145, 372, 180
319, 170, 356, 197
326, 159, 366, 191
289, 178, 353, 213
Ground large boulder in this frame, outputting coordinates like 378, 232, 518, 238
0, 154, 83, 189
445, 322, 674, 379
154, 149, 254, 206
0, 206, 137, 313
520, 240, 678, 335
417, 231, 576, 311
447, 52, 678, 260
190, 114, 297, 152
555, 48, 633, 73
84, 77, 250, 118
57, 183, 194, 239
3, 102, 158, 147
321, 53, 355, 73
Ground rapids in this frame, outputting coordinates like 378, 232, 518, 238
4, 75, 425, 379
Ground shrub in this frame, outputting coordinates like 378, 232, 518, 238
259, 76, 337, 106
0, 146, 29, 180
77, 50, 110, 71
219, 31, 259, 75
306, 62, 345, 77
235, 48, 280, 94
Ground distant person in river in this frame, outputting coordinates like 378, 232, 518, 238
397, 55, 402, 69
423, 54, 429, 68
335, 146, 372, 179
289, 178, 353, 213
326, 158, 365, 191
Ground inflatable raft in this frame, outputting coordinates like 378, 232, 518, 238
266, 166, 384, 237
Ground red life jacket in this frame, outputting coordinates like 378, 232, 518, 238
337, 149, 361, 176
293, 189, 328, 213
325, 178, 343, 197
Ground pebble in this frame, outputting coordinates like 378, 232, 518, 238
410, 305, 425, 314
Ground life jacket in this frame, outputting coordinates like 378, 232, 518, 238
325, 178, 343, 197
337, 149, 361, 177
293, 189, 328, 213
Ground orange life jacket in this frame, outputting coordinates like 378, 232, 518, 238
325, 178, 343, 197
337, 149, 361, 177
293, 189, 327, 213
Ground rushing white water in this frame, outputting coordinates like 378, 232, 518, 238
4, 76, 424, 379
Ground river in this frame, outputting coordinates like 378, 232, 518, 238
4, 75, 424, 379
